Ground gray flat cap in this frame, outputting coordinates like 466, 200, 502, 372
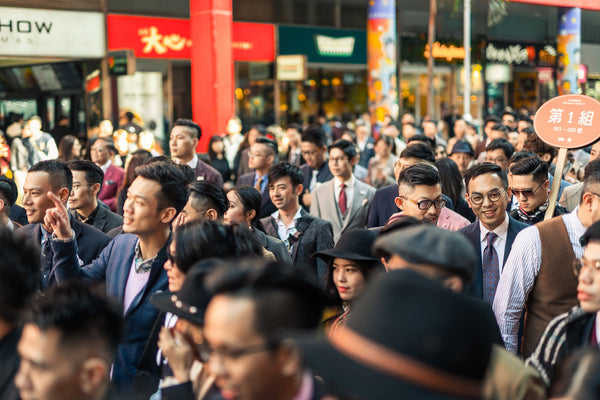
373, 224, 477, 282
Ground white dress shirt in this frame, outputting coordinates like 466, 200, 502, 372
492, 207, 586, 353
479, 213, 509, 273
186, 154, 199, 169
334, 175, 355, 212
271, 207, 303, 253
99, 160, 112, 174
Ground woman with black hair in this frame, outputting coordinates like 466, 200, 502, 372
224, 185, 292, 264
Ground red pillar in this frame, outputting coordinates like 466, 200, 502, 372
190, 0, 234, 152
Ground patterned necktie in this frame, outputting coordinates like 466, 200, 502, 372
339, 183, 348, 215
482, 232, 499, 305
254, 177, 263, 192
40, 233, 53, 287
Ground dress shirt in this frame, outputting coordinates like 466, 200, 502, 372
272, 207, 303, 252
334, 175, 355, 212
253, 172, 268, 193
99, 160, 112, 174
309, 169, 319, 192
479, 213, 509, 273
5, 220, 13, 231
186, 154, 199, 170
123, 257, 151, 315
492, 207, 586, 353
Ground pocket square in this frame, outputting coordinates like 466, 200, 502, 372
105, 180, 115, 185
362, 198, 369, 206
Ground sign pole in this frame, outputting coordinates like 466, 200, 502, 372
544, 147, 568, 221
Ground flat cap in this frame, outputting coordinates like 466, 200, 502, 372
373, 224, 477, 282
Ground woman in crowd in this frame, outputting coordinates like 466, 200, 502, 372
316, 229, 383, 335
436, 157, 476, 222
224, 185, 291, 264
367, 134, 397, 188
57, 135, 82, 163
207, 135, 231, 187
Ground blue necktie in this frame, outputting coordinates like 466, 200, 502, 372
482, 232, 499, 305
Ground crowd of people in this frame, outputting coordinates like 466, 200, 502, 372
1, 105, 600, 400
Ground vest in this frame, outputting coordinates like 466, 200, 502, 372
522, 216, 578, 357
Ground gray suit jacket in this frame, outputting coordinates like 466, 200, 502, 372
559, 181, 582, 212
310, 178, 376, 243
254, 228, 292, 265
261, 208, 334, 281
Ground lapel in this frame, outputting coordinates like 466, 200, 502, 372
94, 207, 107, 232
325, 180, 342, 232
264, 217, 279, 239
291, 209, 312, 261
504, 217, 518, 264
341, 180, 367, 232
466, 222, 483, 299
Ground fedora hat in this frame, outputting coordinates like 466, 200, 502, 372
150, 259, 219, 325
314, 229, 378, 262
295, 269, 496, 400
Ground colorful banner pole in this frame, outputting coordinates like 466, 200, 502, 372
557, 7, 581, 95
367, 0, 398, 125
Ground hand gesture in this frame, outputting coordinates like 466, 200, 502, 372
158, 326, 194, 383
44, 192, 73, 239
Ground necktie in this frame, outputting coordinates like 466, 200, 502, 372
482, 232, 499, 305
40, 233, 52, 288
339, 183, 348, 215
309, 170, 319, 192
254, 177, 263, 192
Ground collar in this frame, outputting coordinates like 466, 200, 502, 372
77, 204, 101, 224
99, 160, 112, 173
134, 239, 158, 274
335, 175, 355, 189
186, 154, 199, 169
570, 206, 587, 238
5, 220, 14, 231
272, 206, 303, 224
479, 213, 509, 243
254, 171, 268, 181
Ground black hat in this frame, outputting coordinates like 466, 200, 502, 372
295, 270, 496, 400
150, 260, 217, 325
450, 139, 474, 156
373, 224, 477, 284
314, 229, 378, 262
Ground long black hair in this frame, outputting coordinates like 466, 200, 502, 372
228, 185, 266, 233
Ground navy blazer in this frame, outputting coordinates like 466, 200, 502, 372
459, 216, 528, 299
300, 162, 333, 193
17, 219, 111, 287
50, 233, 169, 391
237, 172, 277, 218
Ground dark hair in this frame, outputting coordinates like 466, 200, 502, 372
509, 155, 548, 183
286, 123, 302, 134
29, 160, 73, 192
208, 135, 225, 160
407, 134, 436, 150
268, 162, 304, 188
229, 185, 265, 232
491, 124, 510, 135
400, 142, 436, 164
509, 151, 538, 165
58, 135, 79, 163
502, 111, 516, 120
22, 282, 122, 359
464, 162, 509, 192
328, 139, 357, 160
582, 159, 600, 202
135, 160, 190, 215
125, 111, 134, 121
116, 150, 153, 205
517, 116, 533, 125
0, 228, 40, 323
484, 116, 501, 126
174, 220, 264, 273
0, 176, 18, 214
89, 136, 116, 155
435, 158, 465, 205
398, 163, 441, 188
375, 134, 396, 154
255, 136, 278, 157
68, 160, 104, 191
324, 258, 383, 308
522, 129, 557, 160
187, 180, 228, 219
486, 138, 514, 160
172, 118, 202, 140
208, 261, 327, 342
301, 124, 327, 148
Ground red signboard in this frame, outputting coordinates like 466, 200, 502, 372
107, 15, 274, 62
534, 95, 600, 149
510, 0, 600, 11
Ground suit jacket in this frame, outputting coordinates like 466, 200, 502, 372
9, 203, 28, 226
50, 233, 169, 391
261, 208, 335, 281
459, 216, 528, 299
559, 181, 582, 212
17, 218, 111, 288
358, 137, 375, 168
193, 158, 224, 187
237, 172, 277, 218
69, 205, 123, 234
253, 228, 292, 265
301, 162, 333, 193
310, 178, 376, 243
99, 163, 125, 212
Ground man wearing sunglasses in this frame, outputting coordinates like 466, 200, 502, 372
526, 221, 600, 388
459, 163, 528, 304
508, 155, 567, 225
494, 160, 600, 358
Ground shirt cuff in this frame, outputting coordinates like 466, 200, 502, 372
52, 230, 75, 242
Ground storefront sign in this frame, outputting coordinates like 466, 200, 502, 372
108, 50, 135, 76
485, 63, 512, 83
0, 7, 104, 58
279, 26, 366, 65
534, 94, 600, 149
424, 42, 465, 61
277, 55, 307, 81
485, 41, 556, 67
107, 15, 275, 62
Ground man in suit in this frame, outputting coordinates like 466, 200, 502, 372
0, 176, 23, 230
299, 125, 333, 209
43, 160, 189, 395
91, 136, 124, 212
67, 160, 123, 234
169, 118, 223, 187
355, 119, 375, 169
261, 162, 334, 281
560, 139, 600, 212
18, 160, 110, 288
459, 163, 528, 303
237, 137, 278, 218
310, 139, 375, 243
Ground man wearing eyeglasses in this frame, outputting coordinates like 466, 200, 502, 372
526, 221, 600, 388
493, 159, 600, 358
459, 163, 528, 303
508, 155, 567, 225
